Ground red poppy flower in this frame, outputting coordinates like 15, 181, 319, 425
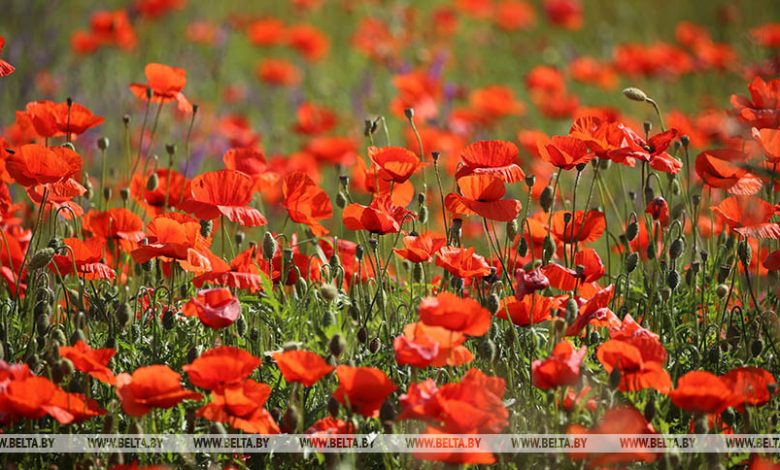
418, 292, 491, 336
0, 35, 14, 77
343, 193, 412, 234
5, 144, 81, 187
532, 341, 586, 389
369, 146, 424, 184
306, 416, 356, 435
435, 246, 491, 278
497, 293, 561, 326
51, 237, 115, 280
131, 213, 213, 273
46, 388, 106, 424
668, 370, 736, 414
493, 0, 536, 31
695, 148, 762, 195
286, 24, 329, 61
712, 195, 780, 239
609, 314, 667, 364
272, 350, 334, 387
568, 406, 657, 467
129, 63, 191, 112
394, 322, 474, 368
28, 177, 87, 220
130, 169, 188, 216
730, 76, 780, 129
184, 346, 261, 391
351, 156, 415, 207
543, 0, 582, 30
197, 379, 279, 434
222, 147, 279, 195
193, 245, 263, 292
541, 248, 605, 290
610, 127, 682, 174
445, 174, 522, 222
83, 208, 146, 248
59, 340, 116, 385
181, 287, 241, 329
0, 375, 105, 425
332, 365, 396, 417
645, 196, 670, 226
282, 171, 332, 236
537, 135, 593, 170
550, 210, 606, 244
720, 367, 777, 409
455, 140, 525, 183
256, 58, 301, 86
753, 127, 780, 162
305, 136, 357, 166
115, 365, 202, 417
246, 18, 286, 47
25, 100, 104, 138
597, 339, 671, 392
394, 232, 446, 263
292, 102, 337, 135
183, 170, 267, 226
565, 285, 620, 336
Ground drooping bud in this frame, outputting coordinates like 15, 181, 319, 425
540, 186, 554, 212
29, 248, 55, 270
329, 334, 346, 357
146, 172, 159, 191
625, 252, 639, 273
263, 232, 277, 260
623, 87, 648, 102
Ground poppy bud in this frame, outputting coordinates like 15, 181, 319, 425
380, 400, 395, 424
576, 162, 587, 172
623, 87, 648, 102
69, 329, 86, 346
412, 263, 424, 283
643, 186, 654, 204
609, 368, 622, 388
680, 135, 690, 147
50, 328, 67, 346
404, 108, 414, 119
643, 397, 656, 422
417, 205, 429, 224
319, 284, 339, 302
646, 243, 656, 260
234, 231, 245, 246
34, 301, 51, 319
146, 172, 159, 191
751, 339, 764, 357
625, 252, 639, 273
329, 334, 346, 357
540, 186, 554, 212
29, 248, 55, 270
715, 283, 729, 298
283, 406, 301, 433
328, 396, 340, 417
162, 310, 175, 330
643, 121, 652, 135
334, 191, 348, 209
235, 317, 247, 336
588, 331, 600, 345
118, 187, 130, 202
432, 151, 440, 163
295, 278, 307, 298
599, 158, 611, 169
357, 327, 368, 344
564, 298, 578, 323
487, 293, 500, 314
96, 137, 110, 151
507, 219, 519, 240
369, 337, 380, 354
672, 179, 681, 196
517, 237, 528, 257
187, 345, 201, 364
123, 114, 131, 125
322, 310, 336, 328
542, 236, 556, 261
103, 187, 112, 202
478, 338, 496, 362
263, 232, 277, 260
737, 240, 751, 266
35, 313, 50, 334
659, 287, 672, 301
199, 219, 212, 237
524, 174, 536, 188
669, 238, 684, 260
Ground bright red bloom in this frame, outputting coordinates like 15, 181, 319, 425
537, 135, 593, 170
394, 232, 446, 263
446, 174, 522, 222
184, 346, 260, 392
59, 341, 116, 385
51, 237, 115, 280
130, 169, 188, 216
83, 208, 145, 248
130, 213, 213, 273
532, 341, 587, 389
181, 288, 241, 329
645, 196, 670, 226
256, 58, 301, 86
418, 292, 491, 336
497, 293, 561, 326
306, 416, 356, 435
712, 195, 780, 239
343, 193, 412, 234
597, 339, 671, 392
455, 140, 525, 183
282, 171, 332, 236
197, 379, 279, 434
129, 63, 191, 112
115, 365, 202, 417
394, 322, 473, 368
5, 144, 81, 187
568, 406, 657, 467
246, 18, 286, 47
183, 170, 267, 226
731, 77, 780, 129
369, 146, 424, 184
668, 371, 735, 414
754, 127, 780, 162
292, 102, 337, 135
695, 148, 762, 195
25, 100, 104, 137
542, 248, 605, 290
286, 24, 329, 61
435, 246, 491, 278
611, 127, 683, 174
333, 365, 396, 417
0, 35, 14, 77
550, 210, 606, 244
543, 0, 582, 30
272, 350, 334, 387
720, 367, 777, 409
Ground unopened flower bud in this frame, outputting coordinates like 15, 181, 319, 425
329, 334, 346, 357
263, 232, 277, 260
29, 248, 55, 270
146, 172, 159, 191
540, 186, 554, 212
97, 137, 110, 151
623, 87, 648, 102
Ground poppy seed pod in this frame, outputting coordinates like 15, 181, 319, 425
517, 237, 528, 257
564, 298, 578, 323
643, 121, 652, 135
322, 310, 336, 327
146, 172, 159, 191
609, 368, 622, 388
328, 396, 340, 418
540, 186, 554, 212
119, 187, 130, 201
416, 192, 426, 205
339, 175, 350, 188
625, 252, 639, 273
623, 87, 648, 102
660, 287, 672, 301
717, 265, 731, 283
263, 232, 277, 260
646, 243, 656, 260
751, 339, 764, 357
329, 334, 346, 357
524, 174, 536, 188
234, 231, 245, 246
432, 151, 440, 163
165, 143, 176, 156
103, 187, 112, 201
404, 108, 414, 119
123, 114, 131, 125
162, 310, 175, 330
97, 137, 110, 151
716, 284, 729, 298
680, 135, 690, 147
355, 244, 364, 261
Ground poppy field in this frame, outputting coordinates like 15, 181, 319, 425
2, 0, 780, 468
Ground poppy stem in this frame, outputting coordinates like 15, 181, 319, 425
433, 154, 449, 242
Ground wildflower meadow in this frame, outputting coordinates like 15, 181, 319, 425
0, 0, 780, 468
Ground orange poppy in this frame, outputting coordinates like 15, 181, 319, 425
565, 285, 620, 336
532, 341, 586, 389
286, 24, 329, 61
306, 416, 355, 435
184, 346, 261, 392
193, 245, 263, 292
418, 292, 491, 336
59, 340, 116, 385
130, 169, 188, 216
181, 288, 241, 330
695, 149, 762, 195
5, 144, 81, 187
343, 193, 412, 234
597, 340, 671, 392
394, 321, 474, 368
369, 146, 424, 184
272, 350, 334, 387
305, 136, 358, 166
494, 0, 536, 31
497, 293, 561, 326
550, 210, 606, 244
394, 232, 446, 263
753, 127, 780, 162
568, 406, 657, 467
292, 102, 337, 135
446, 174, 522, 222
730, 76, 780, 129
720, 367, 777, 409
455, 140, 524, 183
256, 58, 301, 86
541, 248, 605, 290
668, 371, 736, 414
83, 208, 146, 249
46, 388, 106, 424
0, 35, 14, 77
129, 63, 191, 112
51, 237, 115, 280
222, 147, 279, 194
537, 135, 593, 170
182, 170, 267, 226
25, 100, 104, 138
611, 127, 683, 174
282, 171, 332, 236
435, 246, 491, 278
130, 212, 213, 273
27, 177, 87, 220
246, 18, 286, 47
197, 379, 280, 434
609, 314, 667, 364
0, 375, 105, 425
115, 365, 202, 417
712, 195, 780, 239
333, 365, 396, 417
